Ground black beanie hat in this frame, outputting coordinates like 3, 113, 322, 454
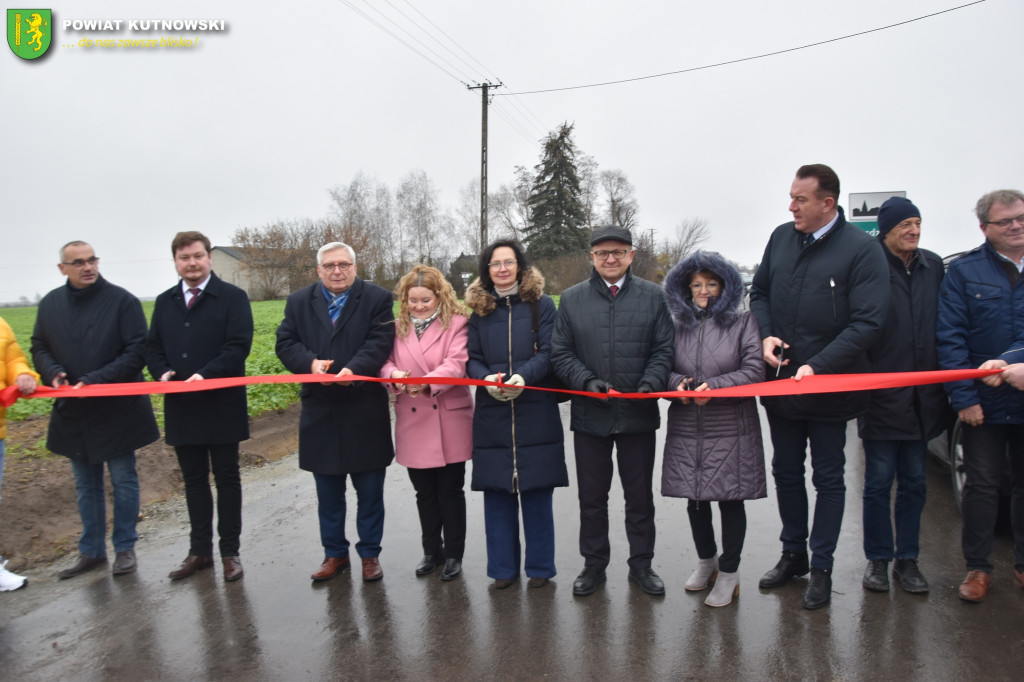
877, 197, 921, 238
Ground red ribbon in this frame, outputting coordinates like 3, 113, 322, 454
0, 368, 1000, 408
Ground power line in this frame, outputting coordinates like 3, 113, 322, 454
495, 1, 987, 96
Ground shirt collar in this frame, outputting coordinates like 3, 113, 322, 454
181, 275, 211, 296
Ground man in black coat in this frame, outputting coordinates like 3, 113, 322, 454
275, 242, 395, 583
146, 232, 254, 582
750, 165, 889, 609
31, 241, 159, 579
857, 198, 946, 596
552, 225, 675, 598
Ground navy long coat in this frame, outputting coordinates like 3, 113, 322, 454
276, 278, 395, 476
146, 273, 254, 446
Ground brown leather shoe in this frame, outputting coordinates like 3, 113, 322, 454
169, 555, 214, 581
1015, 570, 1024, 589
958, 570, 990, 602
58, 554, 107, 579
222, 556, 244, 582
311, 556, 350, 581
362, 557, 383, 582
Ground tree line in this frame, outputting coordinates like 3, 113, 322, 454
232, 122, 710, 300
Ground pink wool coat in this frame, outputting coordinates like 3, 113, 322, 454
381, 314, 474, 469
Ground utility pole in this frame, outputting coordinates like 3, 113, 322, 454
468, 82, 501, 252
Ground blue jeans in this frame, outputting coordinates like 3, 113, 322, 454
768, 414, 847, 570
70, 452, 140, 558
313, 468, 386, 559
483, 488, 556, 580
861, 439, 927, 561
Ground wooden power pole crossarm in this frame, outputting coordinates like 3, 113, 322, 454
468, 82, 501, 251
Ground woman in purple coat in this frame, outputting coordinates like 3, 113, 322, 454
662, 250, 766, 607
381, 265, 473, 582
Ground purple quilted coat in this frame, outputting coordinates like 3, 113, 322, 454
661, 251, 766, 501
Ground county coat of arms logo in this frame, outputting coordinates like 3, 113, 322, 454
7, 9, 52, 59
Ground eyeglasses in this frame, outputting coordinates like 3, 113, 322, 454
591, 249, 631, 261
488, 259, 517, 270
319, 261, 353, 272
984, 213, 1024, 229
689, 281, 721, 292
61, 256, 99, 267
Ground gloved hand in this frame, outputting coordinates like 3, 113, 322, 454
484, 374, 507, 401
585, 378, 610, 394
636, 382, 654, 394
502, 374, 525, 399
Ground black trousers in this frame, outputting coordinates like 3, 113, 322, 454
175, 443, 242, 558
687, 499, 746, 573
961, 423, 1024, 573
407, 462, 467, 561
574, 431, 656, 570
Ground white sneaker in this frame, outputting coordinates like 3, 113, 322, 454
0, 560, 28, 592
685, 555, 718, 591
705, 570, 739, 607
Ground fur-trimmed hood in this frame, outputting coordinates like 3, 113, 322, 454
465, 266, 545, 316
663, 250, 744, 330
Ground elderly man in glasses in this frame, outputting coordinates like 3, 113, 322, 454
31, 241, 159, 579
552, 225, 674, 597
276, 242, 396, 583
938, 189, 1024, 603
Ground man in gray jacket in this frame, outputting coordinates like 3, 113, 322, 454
552, 225, 674, 597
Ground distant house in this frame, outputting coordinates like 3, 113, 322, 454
211, 247, 252, 295
212, 245, 293, 301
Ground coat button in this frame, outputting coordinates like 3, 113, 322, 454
184, 322, 190, 327
433, 405, 437, 410
182, 353, 188, 358
411, 407, 416, 412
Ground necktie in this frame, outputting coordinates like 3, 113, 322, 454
186, 288, 201, 309
328, 295, 344, 325
609, 285, 619, 297
803, 234, 816, 249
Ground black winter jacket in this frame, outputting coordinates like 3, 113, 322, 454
465, 268, 567, 493
552, 268, 674, 436
30, 276, 159, 463
749, 208, 889, 421
858, 246, 949, 441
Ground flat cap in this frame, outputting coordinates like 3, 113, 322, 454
590, 224, 633, 246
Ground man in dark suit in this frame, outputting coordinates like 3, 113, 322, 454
275, 241, 396, 582
146, 231, 253, 582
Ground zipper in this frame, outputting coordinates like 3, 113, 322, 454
506, 297, 519, 494
829, 277, 837, 321
694, 315, 706, 502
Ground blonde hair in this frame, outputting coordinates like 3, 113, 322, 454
394, 265, 468, 338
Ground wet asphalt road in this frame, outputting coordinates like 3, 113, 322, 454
3, 402, 1024, 681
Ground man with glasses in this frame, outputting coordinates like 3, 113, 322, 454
749, 165, 888, 609
276, 242, 395, 583
31, 241, 159, 579
552, 225, 674, 597
937, 189, 1024, 602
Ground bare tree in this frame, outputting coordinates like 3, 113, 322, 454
630, 229, 659, 282
660, 217, 711, 270
599, 169, 639, 230
327, 173, 396, 279
491, 164, 532, 245
397, 170, 453, 272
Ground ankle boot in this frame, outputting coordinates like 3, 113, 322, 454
705, 570, 739, 607
685, 556, 718, 592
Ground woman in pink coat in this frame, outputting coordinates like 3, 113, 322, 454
381, 265, 473, 581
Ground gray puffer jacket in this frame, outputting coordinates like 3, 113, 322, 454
661, 251, 766, 501
552, 268, 674, 436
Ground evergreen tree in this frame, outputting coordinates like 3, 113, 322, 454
523, 122, 588, 260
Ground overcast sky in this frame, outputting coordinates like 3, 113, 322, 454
3, 0, 1022, 302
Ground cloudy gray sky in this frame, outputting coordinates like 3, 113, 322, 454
3, 0, 1022, 302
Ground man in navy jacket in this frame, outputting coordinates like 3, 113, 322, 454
147, 231, 253, 582
938, 189, 1024, 602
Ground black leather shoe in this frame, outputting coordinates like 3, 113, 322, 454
415, 555, 439, 577
572, 565, 606, 596
759, 551, 809, 588
440, 558, 462, 582
893, 558, 929, 594
803, 568, 832, 610
862, 559, 890, 592
628, 567, 666, 596
58, 554, 107, 579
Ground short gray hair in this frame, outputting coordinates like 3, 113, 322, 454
975, 189, 1024, 223
317, 242, 356, 265
59, 240, 91, 262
